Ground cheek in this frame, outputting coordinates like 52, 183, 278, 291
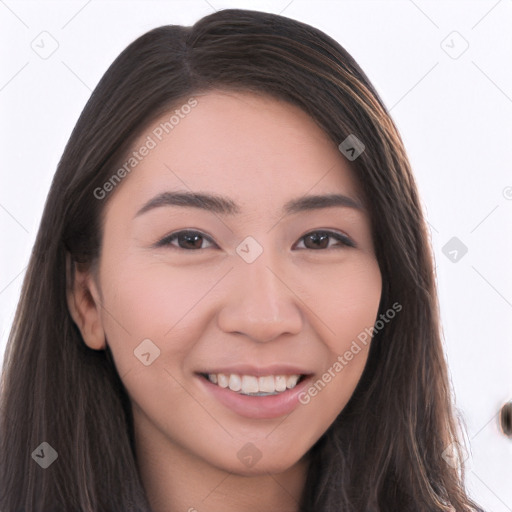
97, 256, 219, 379
333, 258, 382, 345
298, 255, 382, 347
100, 256, 219, 337
96, 259, 221, 434
292, 256, 381, 431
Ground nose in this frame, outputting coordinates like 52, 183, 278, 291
216, 251, 304, 343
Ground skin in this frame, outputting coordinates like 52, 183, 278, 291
68, 90, 382, 512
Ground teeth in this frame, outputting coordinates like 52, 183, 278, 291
241, 375, 259, 394
258, 375, 275, 393
275, 376, 287, 392
205, 373, 302, 395
286, 375, 300, 388
229, 374, 242, 392
217, 373, 229, 388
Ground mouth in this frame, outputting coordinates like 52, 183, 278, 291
195, 364, 314, 419
198, 372, 309, 396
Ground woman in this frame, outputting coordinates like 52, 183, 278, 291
0, 8, 484, 512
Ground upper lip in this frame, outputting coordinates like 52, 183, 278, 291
197, 364, 313, 377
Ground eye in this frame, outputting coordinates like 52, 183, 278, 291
155, 230, 216, 250
154, 229, 355, 251
294, 230, 356, 250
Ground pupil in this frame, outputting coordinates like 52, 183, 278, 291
307, 232, 328, 249
182, 233, 201, 248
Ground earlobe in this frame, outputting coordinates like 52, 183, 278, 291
65, 252, 106, 351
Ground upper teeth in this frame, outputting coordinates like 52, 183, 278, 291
207, 373, 301, 395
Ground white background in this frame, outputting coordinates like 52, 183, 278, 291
1, 1, 511, 509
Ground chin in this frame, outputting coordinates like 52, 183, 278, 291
214, 449, 306, 477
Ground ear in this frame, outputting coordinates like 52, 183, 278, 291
66, 252, 106, 351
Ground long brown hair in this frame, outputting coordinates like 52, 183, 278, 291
0, 8, 482, 512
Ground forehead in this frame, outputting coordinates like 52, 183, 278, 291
105, 90, 362, 217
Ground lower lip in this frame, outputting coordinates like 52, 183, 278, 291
197, 374, 312, 419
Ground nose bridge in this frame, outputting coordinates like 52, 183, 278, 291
243, 255, 283, 318
217, 240, 303, 342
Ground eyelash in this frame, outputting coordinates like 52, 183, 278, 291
155, 229, 356, 251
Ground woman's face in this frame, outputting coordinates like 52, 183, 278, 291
76, 90, 382, 475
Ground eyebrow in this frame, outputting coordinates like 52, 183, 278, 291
134, 191, 364, 218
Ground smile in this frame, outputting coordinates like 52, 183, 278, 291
200, 373, 306, 396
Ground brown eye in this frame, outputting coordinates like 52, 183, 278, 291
156, 230, 216, 250
295, 230, 355, 250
